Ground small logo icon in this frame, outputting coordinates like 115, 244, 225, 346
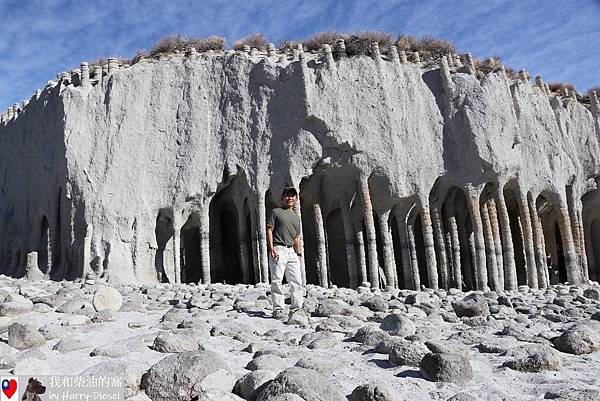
1, 377, 17, 400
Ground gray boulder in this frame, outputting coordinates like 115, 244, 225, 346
81, 360, 146, 399
353, 326, 390, 346
379, 314, 416, 337
553, 323, 600, 355
152, 333, 202, 353
93, 287, 123, 311
255, 367, 346, 401
52, 338, 89, 353
388, 340, 429, 367
233, 369, 277, 400
141, 350, 233, 401
246, 354, 291, 372
361, 296, 388, 312
349, 384, 400, 401
451, 294, 490, 318
419, 353, 473, 384
583, 288, 600, 300
502, 344, 561, 372
313, 299, 351, 317
8, 323, 45, 350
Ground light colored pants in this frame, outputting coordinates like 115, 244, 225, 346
269, 245, 303, 310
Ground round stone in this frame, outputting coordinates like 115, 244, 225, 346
92, 287, 123, 312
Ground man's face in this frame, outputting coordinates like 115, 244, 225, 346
282, 192, 298, 208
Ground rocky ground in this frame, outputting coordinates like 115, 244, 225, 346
0, 274, 599, 401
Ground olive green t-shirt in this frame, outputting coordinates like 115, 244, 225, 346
267, 207, 301, 246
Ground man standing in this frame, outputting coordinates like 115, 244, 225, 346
266, 186, 304, 319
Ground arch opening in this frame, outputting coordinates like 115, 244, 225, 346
326, 209, 349, 287
38, 216, 50, 274
210, 189, 244, 285
582, 188, 600, 282
180, 213, 202, 284
442, 187, 475, 290
504, 189, 528, 286
155, 210, 174, 283
537, 195, 566, 284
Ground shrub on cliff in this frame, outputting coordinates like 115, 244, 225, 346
233, 33, 268, 51
396, 34, 456, 60
548, 82, 576, 94
148, 34, 225, 57
345, 31, 393, 56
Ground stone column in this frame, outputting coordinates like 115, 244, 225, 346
467, 193, 488, 290
293, 196, 307, 285
107, 58, 119, 74
395, 212, 412, 289
80, 62, 90, 86
406, 222, 421, 290
355, 229, 369, 286
584, 223, 595, 281
257, 195, 269, 284
200, 204, 211, 284
447, 214, 462, 290
494, 186, 517, 290
578, 211, 589, 281
173, 214, 182, 284
486, 199, 505, 290
93, 66, 102, 82
342, 206, 358, 288
517, 191, 538, 288
358, 178, 380, 289
528, 196, 548, 288
379, 210, 396, 289
420, 204, 439, 290
557, 196, 582, 284
237, 212, 251, 284
481, 201, 500, 291
431, 205, 449, 289
249, 208, 260, 284
313, 204, 328, 288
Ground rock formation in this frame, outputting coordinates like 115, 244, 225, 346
0, 41, 599, 292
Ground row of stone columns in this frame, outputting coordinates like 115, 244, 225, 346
163, 179, 588, 291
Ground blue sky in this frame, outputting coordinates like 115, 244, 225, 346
1, 0, 599, 111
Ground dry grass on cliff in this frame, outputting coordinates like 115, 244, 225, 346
396, 34, 456, 60
233, 33, 269, 51
280, 31, 350, 52
148, 34, 225, 57
344, 31, 394, 56
548, 82, 576, 95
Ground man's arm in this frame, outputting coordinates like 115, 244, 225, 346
267, 227, 277, 258
294, 235, 302, 257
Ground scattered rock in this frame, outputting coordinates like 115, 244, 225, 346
353, 326, 390, 346
152, 333, 202, 353
52, 338, 88, 353
234, 370, 277, 400
255, 366, 346, 401
81, 360, 146, 399
420, 352, 473, 384
502, 344, 561, 372
349, 384, 400, 401
362, 296, 388, 312
8, 323, 45, 350
388, 340, 429, 367
451, 294, 490, 318
141, 351, 232, 401
379, 314, 416, 337
93, 287, 123, 312
246, 354, 291, 372
553, 323, 600, 355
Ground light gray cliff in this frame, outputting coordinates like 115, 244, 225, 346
1, 47, 598, 291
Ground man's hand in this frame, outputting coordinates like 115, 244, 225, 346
270, 247, 278, 259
